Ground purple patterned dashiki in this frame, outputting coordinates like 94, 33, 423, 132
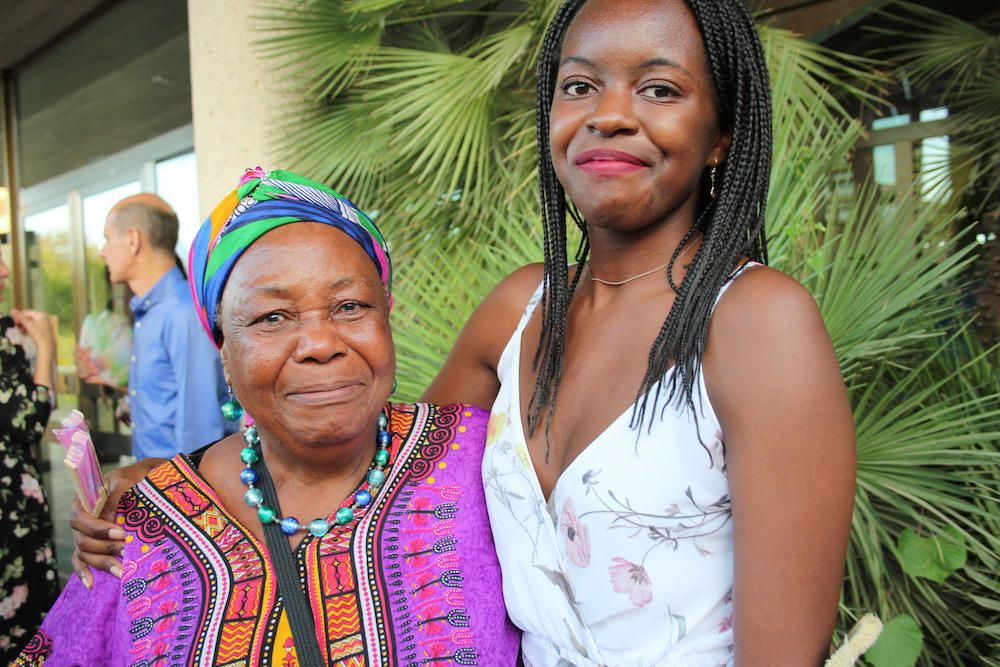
15, 403, 520, 666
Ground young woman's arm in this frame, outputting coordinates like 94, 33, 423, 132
422, 264, 543, 409
704, 267, 855, 667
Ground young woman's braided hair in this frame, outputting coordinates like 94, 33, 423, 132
528, 0, 773, 444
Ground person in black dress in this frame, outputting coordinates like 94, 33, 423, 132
0, 252, 58, 661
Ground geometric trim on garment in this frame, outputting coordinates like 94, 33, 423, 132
354, 403, 475, 665
132, 462, 267, 666
115, 402, 476, 666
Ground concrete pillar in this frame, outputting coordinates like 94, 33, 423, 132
187, 0, 284, 218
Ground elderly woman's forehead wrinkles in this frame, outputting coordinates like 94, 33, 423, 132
238, 276, 357, 295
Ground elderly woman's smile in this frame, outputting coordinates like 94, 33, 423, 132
218, 223, 395, 451
286, 382, 367, 404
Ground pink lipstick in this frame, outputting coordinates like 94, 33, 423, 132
574, 148, 648, 174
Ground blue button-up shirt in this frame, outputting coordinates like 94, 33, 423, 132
128, 267, 236, 459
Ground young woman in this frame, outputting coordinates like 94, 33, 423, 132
73, 1, 855, 664
425, 0, 856, 664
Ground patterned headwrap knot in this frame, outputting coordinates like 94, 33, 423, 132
188, 168, 392, 345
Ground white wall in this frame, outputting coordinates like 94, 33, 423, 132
188, 0, 284, 218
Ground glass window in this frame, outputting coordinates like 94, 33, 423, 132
23, 205, 74, 366
155, 152, 199, 267
871, 114, 911, 186
82, 181, 140, 317
918, 107, 951, 202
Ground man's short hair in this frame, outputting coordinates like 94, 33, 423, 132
111, 201, 179, 254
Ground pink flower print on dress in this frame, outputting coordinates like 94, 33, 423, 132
609, 557, 653, 607
486, 411, 506, 446
4, 325, 23, 346
559, 498, 591, 567
20, 473, 45, 503
0, 584, 29, 619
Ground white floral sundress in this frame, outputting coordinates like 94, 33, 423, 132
484, 266, 760, 666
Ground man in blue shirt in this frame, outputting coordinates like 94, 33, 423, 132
78, 194, 236, 459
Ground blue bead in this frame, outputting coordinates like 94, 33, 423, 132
377, 413, 388, 430
309, 519, 330, 537
243, 488, 264, 507
355, 489, 373, 507
367, 469, 385, 488
239, 468, 259, 486
377, 431, 390, 446
280, 517, 301, 535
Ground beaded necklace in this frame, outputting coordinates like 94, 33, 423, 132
238, 410, 391, 537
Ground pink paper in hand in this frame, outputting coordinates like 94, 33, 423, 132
54, 411, 107, 515
53, 409, 86, 451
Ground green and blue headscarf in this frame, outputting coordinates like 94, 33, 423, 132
189, 168, 392, 345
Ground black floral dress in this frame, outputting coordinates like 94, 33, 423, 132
0, 314, 58, 661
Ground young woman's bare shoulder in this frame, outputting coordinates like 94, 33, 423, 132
484, 262, 545, 316
705, 264, 839, 411
421, 263, 543, 408
462, 262, 544, 362
711, 265, 824, 344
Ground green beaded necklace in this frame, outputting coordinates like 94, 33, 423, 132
238, 410, 391, 537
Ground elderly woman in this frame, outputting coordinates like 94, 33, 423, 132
16, 169, 519, 665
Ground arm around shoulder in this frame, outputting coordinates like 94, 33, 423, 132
422, 263, 544, 410
704, 267, 856, 667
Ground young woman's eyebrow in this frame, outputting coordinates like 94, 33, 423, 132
638, 57, 688, 73
559, 55, 689, 75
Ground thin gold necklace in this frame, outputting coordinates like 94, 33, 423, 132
589, 238, 697, 286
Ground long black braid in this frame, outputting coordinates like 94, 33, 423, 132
527, 0, 773, 443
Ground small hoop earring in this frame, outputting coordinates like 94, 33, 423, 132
391, 378, 398, 395
709, 166, 718, 200
221, 384, 244, 422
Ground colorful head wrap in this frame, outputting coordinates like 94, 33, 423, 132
189, 167, 392, 344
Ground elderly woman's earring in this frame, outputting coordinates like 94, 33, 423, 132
391, 378, 398, 394
221, 384, 244, 422
709, 166, 718, 199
